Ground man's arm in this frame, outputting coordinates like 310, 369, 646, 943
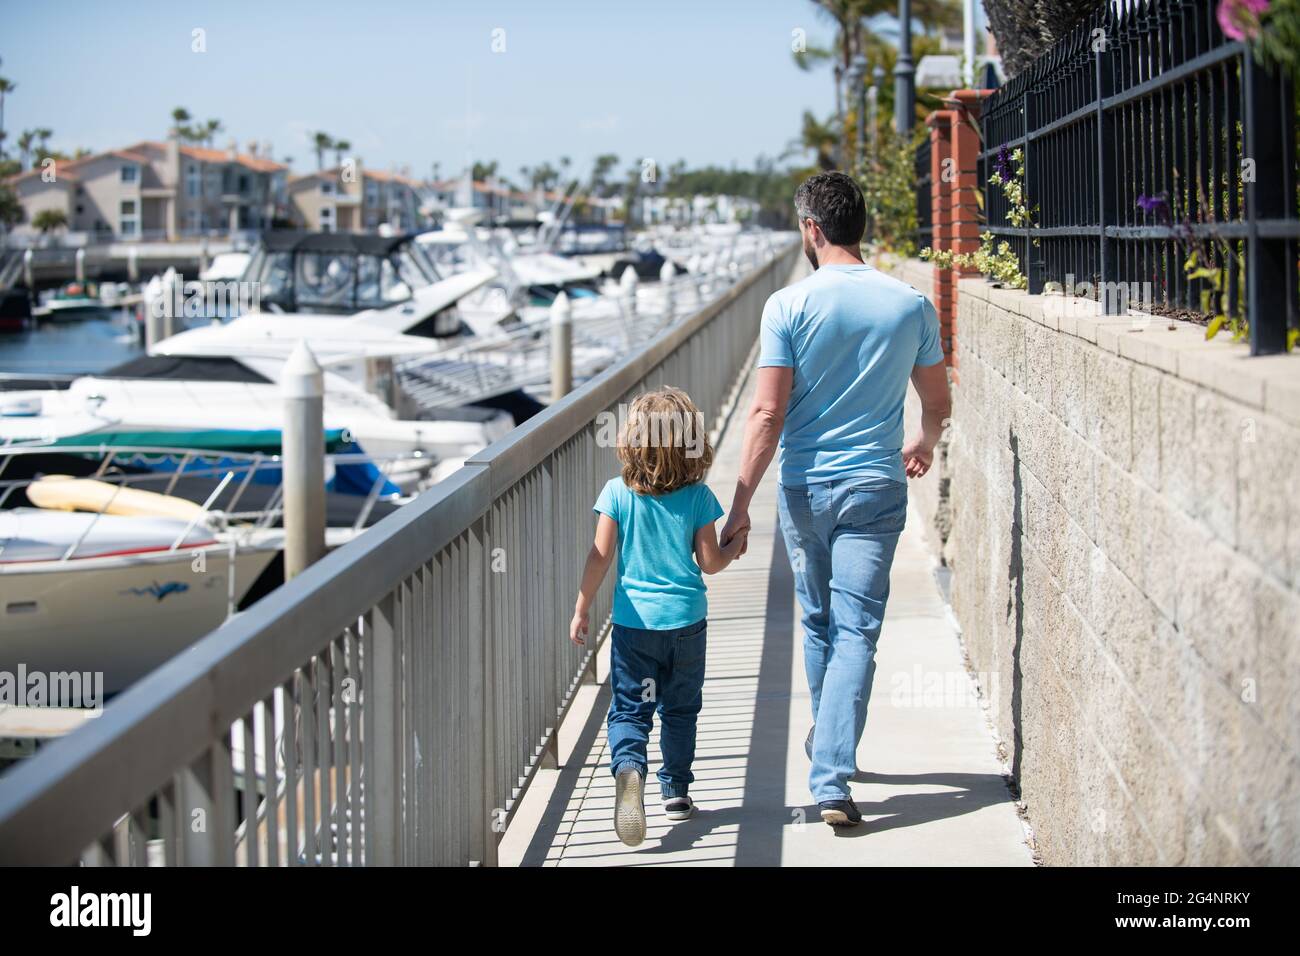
902, 361, 952, 478
720, 365, 792, 546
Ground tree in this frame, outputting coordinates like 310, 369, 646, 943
0, 68, 15, 161
312, 132, 333, 171
17, 129, 35, 171
201, 118, 223, 148
32, 208, 68, 234
333, 139, 351, 166
589, 154, 620, 198
0, 183, 23, 232
171, 107, 192, 137
982, 0, 1099, 77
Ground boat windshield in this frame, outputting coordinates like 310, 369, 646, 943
250, 242, 438, 314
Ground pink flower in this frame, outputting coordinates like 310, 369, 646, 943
1217, 0, 1269, 41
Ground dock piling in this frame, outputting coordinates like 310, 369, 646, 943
282, 340, 327, 579
549, 290, 573, 403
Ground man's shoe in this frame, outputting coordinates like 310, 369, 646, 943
819, 798, 862, 827
614, 767, 647, 846
804, 725, 815, 760
662, 795, 695, 821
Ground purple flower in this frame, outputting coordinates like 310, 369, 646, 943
1217, 0, 1268, 41
1137, 192, 1169, 220
993, 144, 1013, 180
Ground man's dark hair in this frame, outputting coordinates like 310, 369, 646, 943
793, 172, 866, 247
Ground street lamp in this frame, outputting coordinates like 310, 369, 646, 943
848, 54, 867, 172
895, 0, 916, 135
869, 64, 884, 168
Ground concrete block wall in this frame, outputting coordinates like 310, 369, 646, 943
880, 250, 1300, 863
943, 276, 1300, 864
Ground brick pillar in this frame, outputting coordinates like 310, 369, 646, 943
927, 109, 956, 375
941, 89, 994, 381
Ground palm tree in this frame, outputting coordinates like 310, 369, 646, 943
16, 129, 35, 171
32, 208, 68, 234
171, 107, 192, 138
202, 119, 223, 148
0, 72, 16, 161
333, 139, 351, 167
982, 0, 1098, 76
33, 128, 53, 164
312, 132, 333, 171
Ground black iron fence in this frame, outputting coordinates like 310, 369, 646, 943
979, 0, 1297, 355
915, 135, 934, 252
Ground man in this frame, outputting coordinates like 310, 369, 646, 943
720, 171, 951, 827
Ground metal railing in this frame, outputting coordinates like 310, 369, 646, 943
0, 238, 800, 866
979, 0, 1298, 354
914, 135, 933, 252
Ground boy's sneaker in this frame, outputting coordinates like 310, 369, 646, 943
818, 798, 862, 827
662, 795, 695, 821
614, 767, 647, 846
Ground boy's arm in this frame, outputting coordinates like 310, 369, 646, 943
694, 521, 747, 575
570, 514, 618, 645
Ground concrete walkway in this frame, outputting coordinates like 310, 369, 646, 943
500, 371, 1034, 867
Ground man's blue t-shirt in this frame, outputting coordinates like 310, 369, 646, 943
594, 477, 724, 630
757, 263, 944, 486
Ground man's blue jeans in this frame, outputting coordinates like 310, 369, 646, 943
777, 477, 906, 803
607, 618, 707, 799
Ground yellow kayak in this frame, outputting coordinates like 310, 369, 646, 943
26, 475, 206, 522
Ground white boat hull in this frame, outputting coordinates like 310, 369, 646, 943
0, 545, 277, 695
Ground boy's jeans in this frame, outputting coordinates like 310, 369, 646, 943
607, 618, 707, 799
776, 477, 906, 803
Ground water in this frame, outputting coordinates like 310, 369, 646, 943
0, 310, 144, 376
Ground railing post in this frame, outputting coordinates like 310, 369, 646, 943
1243, 48, 1291, 355
364, 592, 403, 865
1096, 24, 1121, 315
1021, 79, 1044, 294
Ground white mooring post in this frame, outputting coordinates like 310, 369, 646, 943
127, 246, 139, 283
659, 258, 677, 320
282, 340, 326, 579
619, 265, 639, 317
550, 291, 573, 404
74, 248, 86, 284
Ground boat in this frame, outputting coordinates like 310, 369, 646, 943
34, 282, 113, 321
0, 444, 418, 695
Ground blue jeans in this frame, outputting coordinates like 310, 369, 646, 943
607, 618, 707, 799
777, 477, 906, 803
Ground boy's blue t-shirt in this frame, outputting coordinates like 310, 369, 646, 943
594, 477, 723, 630
758, 263, 944, 486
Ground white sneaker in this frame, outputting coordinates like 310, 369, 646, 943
614, 768, 646, 846
663, 795, 695, 821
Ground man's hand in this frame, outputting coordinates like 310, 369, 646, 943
721, 527, 749, 561
720, 509, 751, 553
569, 608, 589, 646
902, 435, 934, 478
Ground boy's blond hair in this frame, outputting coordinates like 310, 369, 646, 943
617, 387, 713, 495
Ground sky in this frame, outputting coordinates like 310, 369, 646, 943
1, 0, 850, 183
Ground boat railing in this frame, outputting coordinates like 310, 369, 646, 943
0, 236, 800, 865
0, 444, 424, 564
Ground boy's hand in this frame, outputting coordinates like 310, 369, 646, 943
569, 608, 589, 645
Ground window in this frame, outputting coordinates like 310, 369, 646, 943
118, 199, 139, 237
206, 168, 221, 197
319, 205, 335, 233
185, 164, 200, 198
120, 163, 139, 184
365, 181, 379, 206
184, 208, 200, 235
320, 180, 335, 196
